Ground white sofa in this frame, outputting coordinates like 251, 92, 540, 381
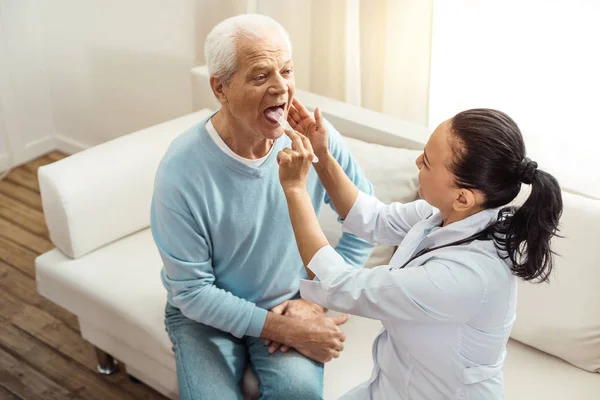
36, 67, 600, 399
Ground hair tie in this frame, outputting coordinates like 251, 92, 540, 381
518, 157, 538, 184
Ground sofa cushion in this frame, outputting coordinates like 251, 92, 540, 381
509, 191, 600, 372
38, 110, 214, 259
504, 339, 600, 398
36, 229, 175, 368
318, 136, 421, 268
35, 228, 384, 399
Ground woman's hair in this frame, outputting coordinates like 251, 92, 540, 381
449, 109, 563, 282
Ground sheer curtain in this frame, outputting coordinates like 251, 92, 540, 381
194, 0, 434, 126
428, 0, 600, 195
259, 0, 434, 126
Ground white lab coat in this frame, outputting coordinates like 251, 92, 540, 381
300, 192, 517, 400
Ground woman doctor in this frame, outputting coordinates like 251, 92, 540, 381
276, 100, 563, 400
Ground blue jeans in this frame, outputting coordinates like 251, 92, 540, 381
165, 303, 324, 400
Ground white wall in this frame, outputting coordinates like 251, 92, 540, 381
41, 0, 199, 150
0, 0, 56, 170
0, 110, 10, 173
0, 0, 200, 168
0, 39, 11, 172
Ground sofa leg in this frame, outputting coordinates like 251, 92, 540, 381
95, 347, 118, 375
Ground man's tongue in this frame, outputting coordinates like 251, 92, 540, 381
264, 106, 284, 123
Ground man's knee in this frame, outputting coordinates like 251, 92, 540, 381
266, 375, 323, 400
261, 360, 324, 400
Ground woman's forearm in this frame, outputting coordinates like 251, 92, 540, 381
284, 188, 329, 279
313, 152, 359, 220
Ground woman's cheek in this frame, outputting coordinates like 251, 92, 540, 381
417, 173, 424, 198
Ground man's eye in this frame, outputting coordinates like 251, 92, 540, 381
283, 69, 293, 75
255, 75, 266, 81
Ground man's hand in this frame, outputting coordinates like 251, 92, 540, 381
261, 312, 350, 363
291, 314, 349, 363
265, 299, 328, 353
274, 298, 327, 320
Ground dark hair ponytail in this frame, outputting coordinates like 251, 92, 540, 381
495, 168, 563, 282
450, 109, 563, 283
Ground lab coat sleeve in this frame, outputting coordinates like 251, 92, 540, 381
300, 245, 486, 323
342, 191, 434, 246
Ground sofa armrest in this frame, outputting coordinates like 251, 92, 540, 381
38, 110, 213, 259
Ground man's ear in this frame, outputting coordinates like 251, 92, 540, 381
453, 188, 477, 212
210, 76, 228, 104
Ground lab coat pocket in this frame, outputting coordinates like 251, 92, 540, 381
458, 349, 505, 385
460, 361, 503, 385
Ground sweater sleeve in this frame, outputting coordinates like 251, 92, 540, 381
151, 194, 267, 338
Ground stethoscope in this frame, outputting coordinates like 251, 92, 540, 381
396, 224, 494, 270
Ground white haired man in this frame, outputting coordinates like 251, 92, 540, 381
151, 14, 374, 399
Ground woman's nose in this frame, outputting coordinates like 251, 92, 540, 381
416, 154, 423, 169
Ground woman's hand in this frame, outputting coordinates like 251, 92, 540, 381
288, 99, 329, 159
277, 129, 316, 193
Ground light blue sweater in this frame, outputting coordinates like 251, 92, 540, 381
151, 114, 374, 338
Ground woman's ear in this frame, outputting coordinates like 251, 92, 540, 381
210, 76, 228, 104
452, 189, 485, 211
453, 188, 477, 212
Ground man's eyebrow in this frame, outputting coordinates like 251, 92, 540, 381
247, 64, 269, 75
247, 59, 293, 75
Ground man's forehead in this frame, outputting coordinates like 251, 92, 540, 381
246, 56, 292, 69
238, 36, 291, 61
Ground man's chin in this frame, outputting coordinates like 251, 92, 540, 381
261, 125, 285, 140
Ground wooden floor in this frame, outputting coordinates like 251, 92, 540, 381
0, 153, 169, 400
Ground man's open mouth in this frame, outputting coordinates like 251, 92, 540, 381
263, 103, 286, 123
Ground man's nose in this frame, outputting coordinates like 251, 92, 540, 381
268, 74, 287, 94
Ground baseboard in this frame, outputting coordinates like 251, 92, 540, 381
24, 135, 56, 158
1, 135, 56, 171
55, 135, 90, 154
1, 135, 90, 172
0, 152, 11, 174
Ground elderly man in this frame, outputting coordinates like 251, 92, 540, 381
151, 14, 373, 399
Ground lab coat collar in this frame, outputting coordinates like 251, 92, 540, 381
423, 207, 500, 248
